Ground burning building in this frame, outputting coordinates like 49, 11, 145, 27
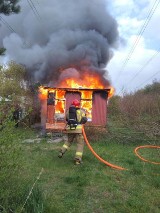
39, 69, 114, 132
0, 0, 119, 132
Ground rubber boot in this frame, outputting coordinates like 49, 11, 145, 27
74, 158, 81, 165
58, 151, 64, 158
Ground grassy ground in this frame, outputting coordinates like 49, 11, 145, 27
1, 119, 160, 213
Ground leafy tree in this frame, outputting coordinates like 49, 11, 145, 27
0, 61, 35, 119
0, 0, 20, 55
0, 47, 6, 55
0, 61, 41, 125
0, 0, 20, 15
138, 80, 160, 95
0, 61, 26, 101
108, 95, 121, 116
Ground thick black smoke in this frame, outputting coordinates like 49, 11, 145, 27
0, 0, 119, 86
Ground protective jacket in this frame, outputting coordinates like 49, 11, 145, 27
65, 107, 87, 133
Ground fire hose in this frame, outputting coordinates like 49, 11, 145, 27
82, 127, 160, 170
82, 127, 127, 170
134, 145, 160, 165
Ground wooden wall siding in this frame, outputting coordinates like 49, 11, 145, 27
65, 92, 81, 111
47, 105, 54, 123
41, 99, 47, 128
92, 92, 107, 126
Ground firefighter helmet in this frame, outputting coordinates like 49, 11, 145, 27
72, 99, 80, 107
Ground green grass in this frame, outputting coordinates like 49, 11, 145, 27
1, 120, 160, 213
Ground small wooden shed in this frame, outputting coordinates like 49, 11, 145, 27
40, 87, 111, 132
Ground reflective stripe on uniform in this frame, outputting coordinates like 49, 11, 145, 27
76, 125, 82, 129
63, 144, 69, 149
77, 109, 82, 123
66, 124, 82, 130
76, 152, 83, 157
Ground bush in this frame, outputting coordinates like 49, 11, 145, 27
111, 81, 160, 137
0, 104, 24, 210
107, 95, 122, 119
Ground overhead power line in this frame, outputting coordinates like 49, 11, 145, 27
0, 16, 30, 48
27, 0, 41, 21
117, 69, 160, 96
0, 15, 16, 33
118, 48, 160, 94
116, 0, 160, 82
135, 70, 160, 90
127, 49, 160, 85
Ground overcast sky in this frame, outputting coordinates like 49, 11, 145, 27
0, 0, 160, 95
107, 0, 160, 94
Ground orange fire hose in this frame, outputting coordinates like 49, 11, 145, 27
82, 127, 160, 169
82, 127, 127, 170
134, 145, 160, 165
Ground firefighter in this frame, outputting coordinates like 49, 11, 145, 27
13, 105, 21, 127
58, 99, 87, 165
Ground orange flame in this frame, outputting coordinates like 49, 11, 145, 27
81, 91, 92, 99
39, 86, 48, 100
81, 100, 92, 119
55, 100, 65, 113
58, 73, 105, 89
108, 87, 115, 98
56, 90, 65, 99
39, 72, 114, 121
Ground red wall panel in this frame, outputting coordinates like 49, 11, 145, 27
47, 105, 54, 123
92, 92, 107, 126
65, 92, 81, 111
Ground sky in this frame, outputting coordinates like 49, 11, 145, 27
0, 0, 160, 95
107, 0, 160, 95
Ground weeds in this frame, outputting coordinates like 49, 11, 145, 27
0, 120, 159, 212
22, 186, 45, 213
0, 81, 160, 212
108, 82, 160, 139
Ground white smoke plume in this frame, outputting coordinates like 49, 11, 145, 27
0, 0, 119, 86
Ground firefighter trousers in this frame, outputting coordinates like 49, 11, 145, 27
60, 133, 84, 161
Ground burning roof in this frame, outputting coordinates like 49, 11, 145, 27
39, 70, 114, 101
39, 72, 114, 124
